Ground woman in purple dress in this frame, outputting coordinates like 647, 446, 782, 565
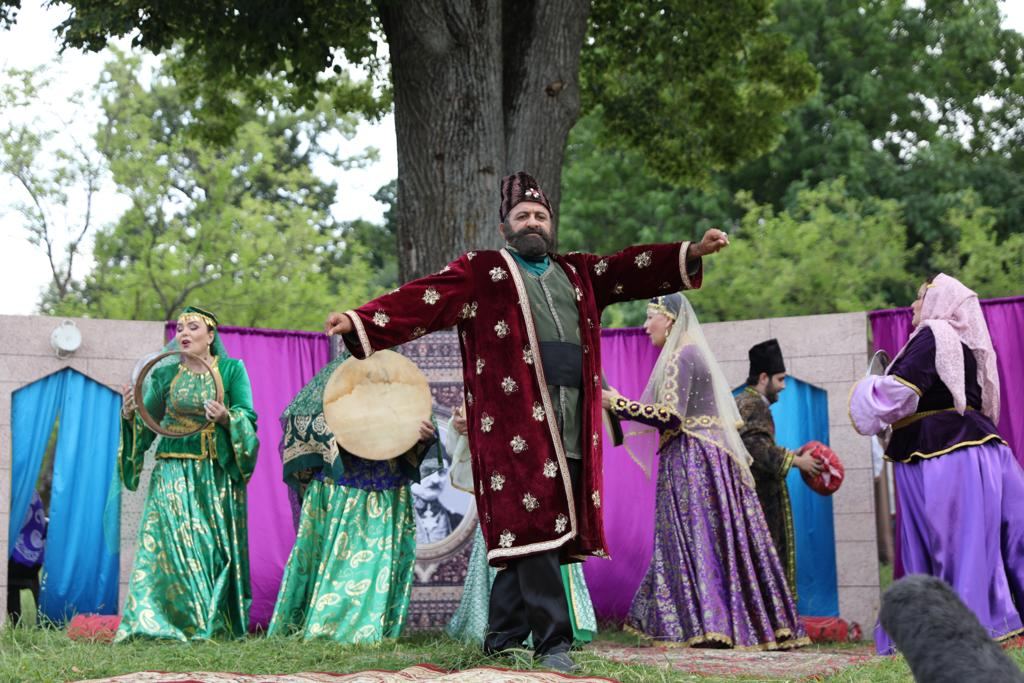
850, 274, 1024, 654
7, 490, 47, 624
603, 293, 806, 649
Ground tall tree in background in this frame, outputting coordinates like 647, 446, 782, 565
692, 180, 914, 322
53, 51, 383, 328
931, 191, 1024, 298
330, 180, 399, 294
1, 66, 106, 310
730, 0, 1024, 263
0, 0, 817, 280
560, 0, 1024, 322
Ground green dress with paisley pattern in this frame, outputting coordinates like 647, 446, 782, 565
116, 356, 259, 641
268, 354, 439, 644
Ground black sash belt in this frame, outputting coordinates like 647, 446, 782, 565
538, 341, 623, 446
539, 341, 583, 388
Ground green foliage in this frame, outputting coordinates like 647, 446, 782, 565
329, 180, 399, 293
566, 0, 1024, 324
0, 0, 19, 31
31, 0, 816, 204
559, 111, 733, 255
48, 51, 386, 329
49, 0, 386, 118
931, 191, 1024, 300
688, 179, 915, 323
585, 0, 819, 186
730, 0, 1024, 267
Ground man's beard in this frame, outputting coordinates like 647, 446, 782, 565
506, 228, 552, 259
765, 386, 781, 404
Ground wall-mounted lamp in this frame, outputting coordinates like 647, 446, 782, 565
50, 319, 82, 359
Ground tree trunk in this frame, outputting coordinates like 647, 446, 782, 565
502, 0, 590, 252
378, 0, 590, 281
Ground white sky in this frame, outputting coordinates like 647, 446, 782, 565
1, 1, 1023, 316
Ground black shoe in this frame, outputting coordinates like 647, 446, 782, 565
486, 646, 533, 669
538, 651, 580, 673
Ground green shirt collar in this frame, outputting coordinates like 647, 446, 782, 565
507, 247, 551, 276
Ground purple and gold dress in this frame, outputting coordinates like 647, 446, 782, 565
611, 342, 807, 649
850, 326, 1024, 653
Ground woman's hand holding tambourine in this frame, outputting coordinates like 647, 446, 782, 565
121, 384, 136, 420
417, 420, 436, 443
204, 399, 230, 426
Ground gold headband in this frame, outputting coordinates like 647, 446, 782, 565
647, 299, 677, 322
178, 312, 217, 329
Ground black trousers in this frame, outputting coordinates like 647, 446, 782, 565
484, 459, 580, 656
6, 561, 40, 625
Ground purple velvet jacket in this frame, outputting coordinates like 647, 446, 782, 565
885, 327, 1003, 463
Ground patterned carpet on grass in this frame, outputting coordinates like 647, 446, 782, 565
590, 643, 876, 680
77, 665, 619, 683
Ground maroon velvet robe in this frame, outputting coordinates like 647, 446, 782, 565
342, 242, 701, 564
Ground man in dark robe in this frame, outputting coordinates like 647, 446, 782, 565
325, 171, 728, 670
735, 339, 822, 595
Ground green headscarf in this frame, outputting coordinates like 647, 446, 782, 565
279, 353, 347, 489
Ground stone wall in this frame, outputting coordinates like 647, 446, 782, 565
702, 311, 879, 629
0, 314, 164, 626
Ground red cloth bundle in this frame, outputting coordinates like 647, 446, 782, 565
67, 614, 120, 642
800, 615, 863, 642
800, 440, 844, 496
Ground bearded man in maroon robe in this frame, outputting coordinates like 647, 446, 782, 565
325, 171, 728, 671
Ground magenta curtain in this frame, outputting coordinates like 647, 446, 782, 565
584, 328, 662, 619
166, 323, 331, 628
868, 295, 1024, 468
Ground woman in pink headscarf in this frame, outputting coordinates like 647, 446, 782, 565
849, 274, 1024, 654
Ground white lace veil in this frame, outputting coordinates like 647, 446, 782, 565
631, 293, 755, 489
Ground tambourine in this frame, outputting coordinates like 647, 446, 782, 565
867, 349, 892, 377
132, 351, 224, 438
323, 350, 432, 461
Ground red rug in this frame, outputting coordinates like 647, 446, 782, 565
591, 643, 875, 681
77, 666, 619, 683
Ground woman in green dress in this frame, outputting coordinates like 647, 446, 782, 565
269, 355, 441, 644
443, 404, 598, 646
117, 306, 259, 641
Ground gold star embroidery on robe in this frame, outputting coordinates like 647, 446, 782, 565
422, 288, 441, 305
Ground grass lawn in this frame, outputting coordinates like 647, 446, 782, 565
4, 593, 1022, 683
3, 623, 1022, 683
